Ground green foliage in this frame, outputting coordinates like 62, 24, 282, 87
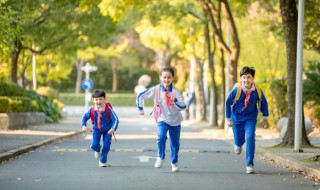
0, 97, 10, 112
303, 62, 320, 104
27, 91, 62, 123
9, 96, 32, 112
0, 80, 62, 122
305, 0, 320, 52
36, 86, 59, 100
0, 80, 27, 96
303, 62, 320, 128
0, 96, 32, 112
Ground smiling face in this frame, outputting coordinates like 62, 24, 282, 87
92, 97, 106, 109
160, 71, 174, 88
241, 73, 254, 89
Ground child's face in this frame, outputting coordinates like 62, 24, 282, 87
160, 71, 174, 88
92, 97, 106, 109
241, 73, 254, 89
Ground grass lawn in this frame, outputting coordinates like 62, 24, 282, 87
59, 92, 153, 107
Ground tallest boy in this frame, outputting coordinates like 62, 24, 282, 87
225, 66, 269, 174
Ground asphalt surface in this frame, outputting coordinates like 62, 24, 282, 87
0, 106, 319, 184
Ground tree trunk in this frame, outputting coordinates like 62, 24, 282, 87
194, 58, 206, 121
10, 38, 22, 84
279, 0, 310, 146
219, 47, 226, 128
112, 61, 118, 92
75, 59, 84, 94
220, 0, 240, 87
203, 12, 218, 126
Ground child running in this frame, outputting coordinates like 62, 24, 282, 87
225, 66, 269, 174
81, 89, 119, 167
136, 66, 186, 172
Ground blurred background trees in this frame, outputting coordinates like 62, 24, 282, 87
1, 0, 319, 138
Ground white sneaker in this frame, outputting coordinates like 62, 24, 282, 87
154, 158, 164, 168
246, 165, 255, 174
94, 151, 100, 159
234, 145, 242, 155
99, 162, 110, 167
171, 163, 179, 172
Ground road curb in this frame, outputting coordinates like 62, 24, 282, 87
0, 131, 82, 163
256, 147, 320, 178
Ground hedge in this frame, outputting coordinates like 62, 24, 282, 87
0, 96, 33, 113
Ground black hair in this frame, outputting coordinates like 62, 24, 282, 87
92, 89, 106, 98
240, 66, 255, 77
160, 66, 175, 77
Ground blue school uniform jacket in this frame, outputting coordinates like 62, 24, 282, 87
81, 104, 119, 133
225, 85, 269, 124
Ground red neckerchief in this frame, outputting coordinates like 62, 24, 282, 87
164, 90, 174, 106
241, 83, 255, 112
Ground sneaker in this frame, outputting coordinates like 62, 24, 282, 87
246, 165, 255, 174
94, 151, 101, 159
99, 162, 110, 167
171, 163, 179, 172
234, 145, 242, 155
154, 157, 164, 168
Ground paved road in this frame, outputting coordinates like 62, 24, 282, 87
0, 114, 318, 190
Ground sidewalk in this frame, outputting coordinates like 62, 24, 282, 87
0, 107, 319, 180
201, 124, 320, 180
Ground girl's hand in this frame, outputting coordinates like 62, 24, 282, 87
171, 96, 176, 101
139, 110, 145, 115
108, 128, 114, 135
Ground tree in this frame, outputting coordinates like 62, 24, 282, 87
279, 0, 310, 146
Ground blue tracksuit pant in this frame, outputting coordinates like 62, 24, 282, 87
232, 121, 256, 166
90, 129, 112, 163
157, 121, 181, 164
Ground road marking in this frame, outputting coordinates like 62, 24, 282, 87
115, 148, 143, 152
180, 149, 199, 153
53, 149, 88, 152
132, 155, 156, 162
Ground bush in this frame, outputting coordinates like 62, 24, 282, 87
0, 80, 27, 96
0, 97, 10, 112
10, 97, 32, 112
0, 80, 62, 123
36, 86, 59, 100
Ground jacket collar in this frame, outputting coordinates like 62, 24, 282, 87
160, 84, 173, 92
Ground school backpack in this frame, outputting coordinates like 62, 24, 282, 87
151, 85, 176, 123
90, 102, 112, 124
231, 83, 262, 112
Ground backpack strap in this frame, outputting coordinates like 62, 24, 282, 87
255, 83, 262, 100
234, 83, 242, 101
90, 106, 95, 124
105, 102, 112, 121
231, 82, 263, 112
155, 85, 160, 105
254, 83, 262, 112
90, 103, 112, 124
231, 83, 241, 110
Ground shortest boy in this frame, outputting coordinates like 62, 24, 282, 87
81, 89, 119, 167
225, 66, 269, 174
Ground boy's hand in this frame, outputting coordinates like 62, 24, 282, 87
227, 120, 233, 127
263, 119, 269, 129
108, 128, 114, 135
139, 110, 145, 115
81, 126, 87, 132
